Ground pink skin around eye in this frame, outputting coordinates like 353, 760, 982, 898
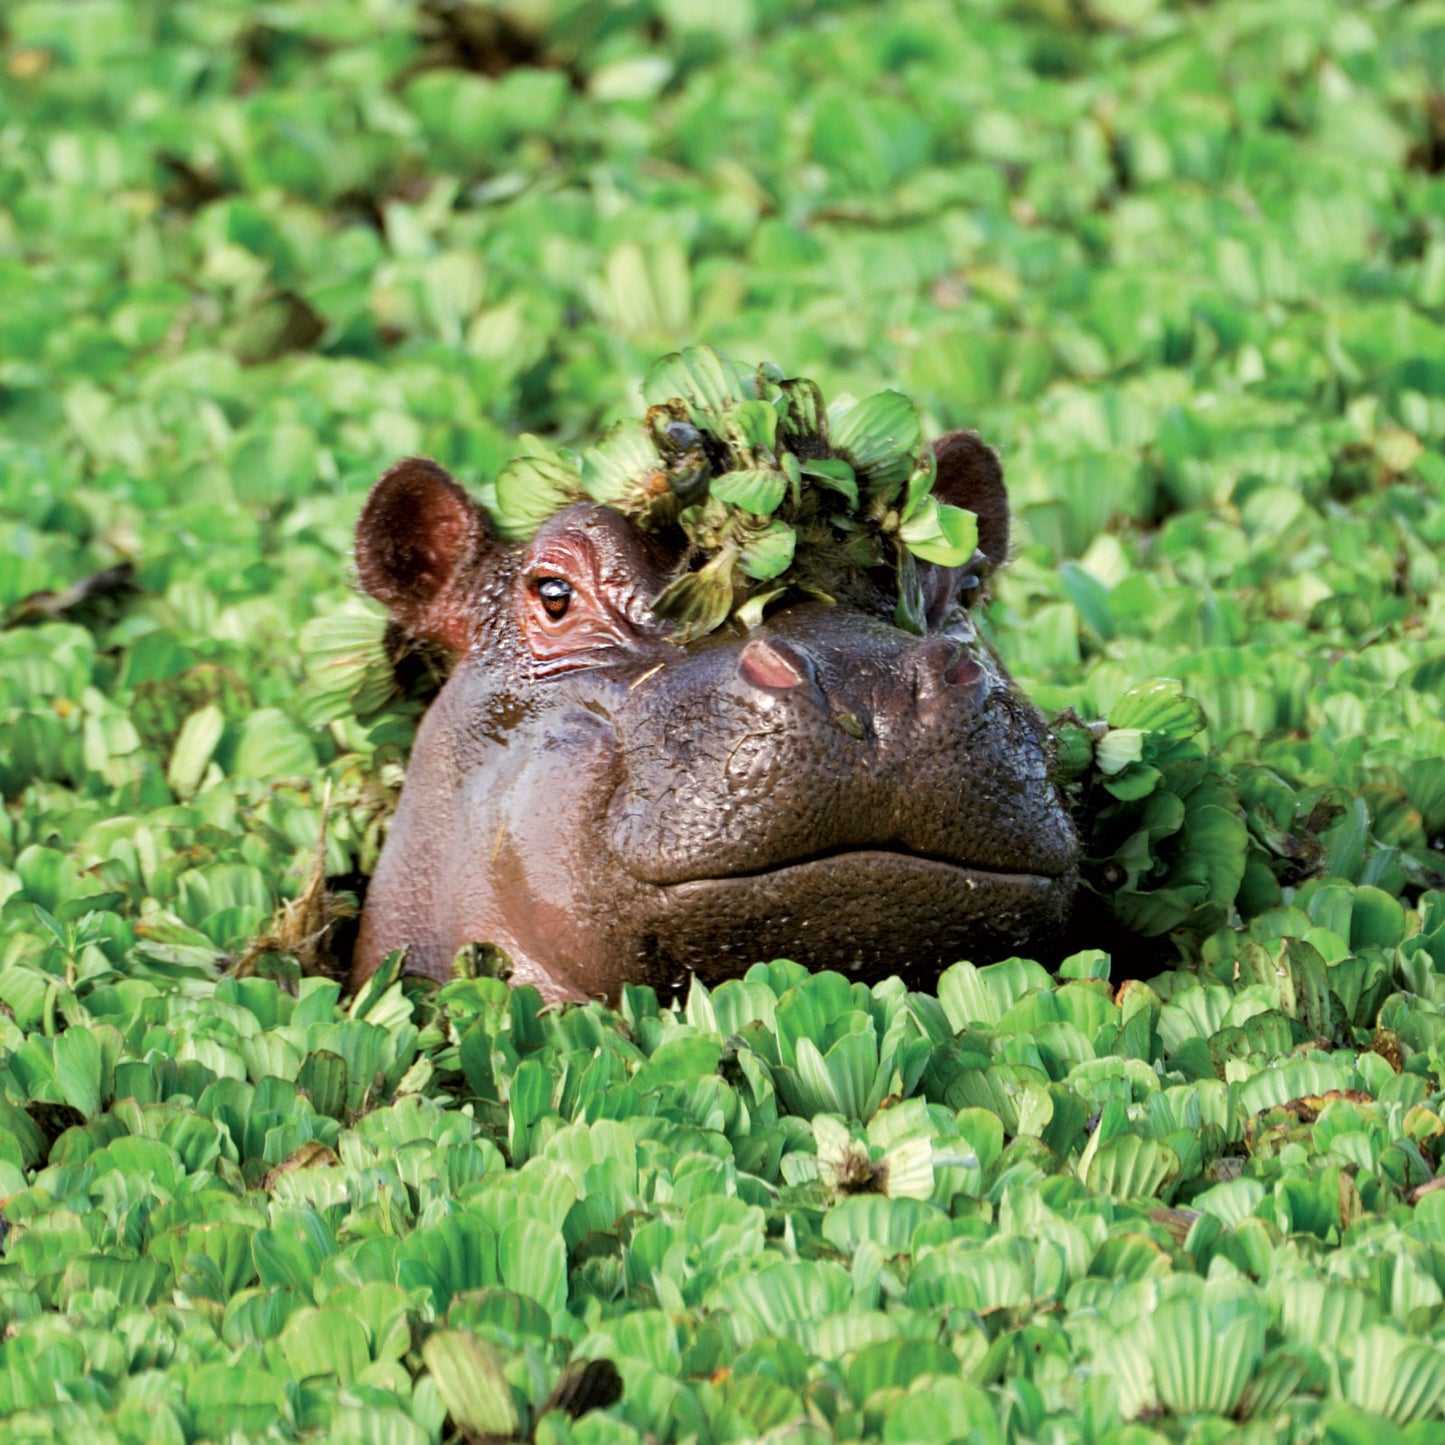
511, 505, 683, 676
518, 539, 644, 672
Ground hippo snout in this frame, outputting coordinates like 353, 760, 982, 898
605, 604, 1074, 893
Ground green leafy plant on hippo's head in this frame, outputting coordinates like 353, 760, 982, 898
487, 345, 980, 638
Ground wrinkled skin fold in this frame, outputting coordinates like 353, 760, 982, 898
350, 434, 1079, 1002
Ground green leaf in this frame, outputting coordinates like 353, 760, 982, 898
894, 546, 926, 635
846, 1337, 959, 1401
730, 399, 779, 454
1344, 1326, 1445, 1423
498, 1217, 567, 1321
777, 375, 827, 442
898, 497, 978, 566
883, 1381, 999, 1445
581, 422, 662, 507
735, 585, 789, 629
643, 345, 751, 417
232, 707, 317, 779
1108, 679, 1207, 740
495, 453, 584, 535
1057, 562, 1116, 642
1094, 728, 1146, 776
821, 1196, 938, 1253
1151, 1293, 1267, 1417
231, 422, 318, 507
828, 390, 921, 490
253, 1210, 337, 1297
52, 1027, 104, 1118
422, 1330, 520, 1438
62, 1253, 168, 1308
1052, 723, 1095, 781
900, 446, 938, 521
448, 1287, 554, 1349
298, 603, 396, 722
710, 468, 787, 514
597, 241, 692, 339
882, 1137, 935, 1200
652, 550, 737, 639
296, 1051, 349, 1120
397, 1215, 499, 1312
1323, 797, 1372, 883
167, 703, 224, 798
1081, 1134, 1179, 1200
737, 521, 797, 581
279, 1307, 372, 1385
186, 1366, 288, 1438
1350, 886, 1406, 950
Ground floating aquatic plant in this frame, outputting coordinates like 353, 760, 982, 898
490, 346, 981, 637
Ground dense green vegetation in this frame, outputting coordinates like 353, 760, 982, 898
2, 0, 1445, 1440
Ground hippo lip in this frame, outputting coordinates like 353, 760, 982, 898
631, 850, 1076, 986
654, 845, 1071, 888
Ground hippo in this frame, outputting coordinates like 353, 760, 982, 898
348, 430, 1079, 1002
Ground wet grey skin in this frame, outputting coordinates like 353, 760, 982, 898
349, 432, 1080, 1004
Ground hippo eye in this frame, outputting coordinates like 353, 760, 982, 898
957, 551, 991, 606
536, 577, 572, 620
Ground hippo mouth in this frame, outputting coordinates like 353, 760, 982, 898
660, 845, 1067, 889
631, 848, 1076, 986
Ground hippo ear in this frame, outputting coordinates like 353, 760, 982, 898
355, 458, 489, 651
931, 430, 1009, 571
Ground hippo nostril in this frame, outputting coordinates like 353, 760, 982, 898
738, 639, 808, 691
944, 653, 984, 688
943, 650, 991, 700
914, 636, 988, 701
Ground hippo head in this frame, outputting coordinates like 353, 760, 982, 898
349, 431, 1079, 1002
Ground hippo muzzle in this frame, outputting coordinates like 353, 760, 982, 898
349, 434, 1079, 1002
